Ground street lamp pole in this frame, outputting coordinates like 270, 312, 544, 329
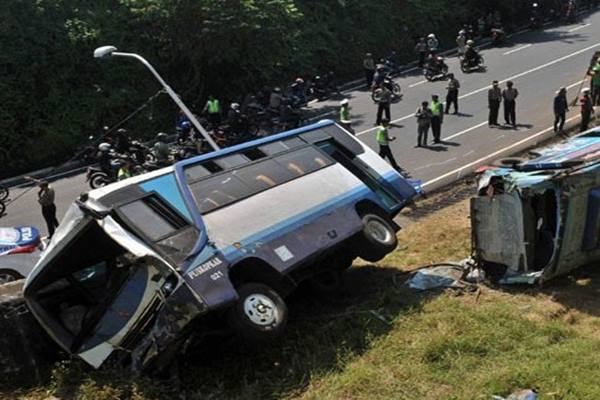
94, 46, 219, 151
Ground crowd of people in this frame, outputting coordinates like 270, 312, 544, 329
338, 2, 600, 173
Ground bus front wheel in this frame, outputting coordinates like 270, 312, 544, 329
227, 283, 288, 344
356, 213, 398, 262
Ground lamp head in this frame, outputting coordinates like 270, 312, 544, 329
94, 46, 117, 59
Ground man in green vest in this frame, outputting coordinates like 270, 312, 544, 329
203, 94, 221, 128
339, 99, 353, 133
429, 94, 444, 143
376, 118, 401, 171
591, 62, 600, 106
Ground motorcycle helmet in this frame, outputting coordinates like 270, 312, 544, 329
116, 128, 127, 134
533, 2, 538, 7
180, 121, 192, 131
459, 29, 466, 35
273, 87, 282, 93
230, 103, 240, 111
467, 39, 475, 46
428, 33, 436, 39
156, 132, 168, 142
295, 77, 304, 84
98, 142, 111, 152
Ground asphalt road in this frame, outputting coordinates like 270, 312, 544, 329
3, 10, 600, 235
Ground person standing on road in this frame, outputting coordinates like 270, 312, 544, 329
376, 119, 401, 170
363, 53, 376, 87
445, 74, 460, 114
591, 61, 600, 105
553, 87, 569, 134
415, 101, 432, 147
376, 84, 392, 126
429, 94, 443, 143
339, 99, 353, 133
415, 38, 428, 68
25, 177, 59, 239
502, 81, 519, 127
488, 80, 502, 127
580, 88, 595, 132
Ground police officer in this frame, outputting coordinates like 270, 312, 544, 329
553, 87, 569, 134
429, 94, 443, 143
488, 80, 502, 127
339, 99, 353, 133
203, 95, 221, 127
502, 81, 519, 127
376, 118, 401, 170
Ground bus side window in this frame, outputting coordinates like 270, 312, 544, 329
234, 159, 294, 191
275, 147, 333, 178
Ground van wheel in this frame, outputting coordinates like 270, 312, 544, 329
356, 213, 398, 262
227, 283, 288, 344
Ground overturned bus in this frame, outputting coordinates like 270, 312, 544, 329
23, 120, 419, 370
472, 128, 600, 284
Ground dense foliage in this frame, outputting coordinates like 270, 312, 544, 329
0, 0, 533, 177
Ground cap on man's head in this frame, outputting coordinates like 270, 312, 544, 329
340, 99, 349, 105
492, 80, 499, 85
39, 180, 49, 187
583, 87, 591, 94
432, 94, 439, 99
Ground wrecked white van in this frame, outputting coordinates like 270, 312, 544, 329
472, 128, 600, 284
23, 120, 419, 371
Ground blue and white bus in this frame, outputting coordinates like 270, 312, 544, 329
24, 120, 419, 370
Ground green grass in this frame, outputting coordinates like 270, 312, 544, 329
9, 198, 600, 399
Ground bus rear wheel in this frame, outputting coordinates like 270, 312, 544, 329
356, 213, 398, 262
227, 283, 288, 344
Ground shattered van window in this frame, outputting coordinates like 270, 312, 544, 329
120, 201, 177, 241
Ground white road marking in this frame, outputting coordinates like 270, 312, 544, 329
414, 157, 457, 171
503, 44, 532, 55
568, 23, 591, 33
567, 79, 586, 90
444, 121, 488, 141
356, 41, 600, 137
409, 80, 428, 88
462, 150, 475, 158
422, 115, 580, 188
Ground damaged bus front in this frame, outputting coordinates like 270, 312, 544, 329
23, 120, 419, 371
472, 128, 600, 284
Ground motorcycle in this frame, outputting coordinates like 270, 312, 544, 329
86, 166, 113, 189
308, 73, 340, 101
371, 74, 402, 103
0, 185, 8, 202
460, 55, 486, 73
423, 57, 449, 81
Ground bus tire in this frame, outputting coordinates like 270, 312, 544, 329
356, 213, 398, 262
227, 283, 288, 344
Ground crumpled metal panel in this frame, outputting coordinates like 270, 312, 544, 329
471, 193, 527, 272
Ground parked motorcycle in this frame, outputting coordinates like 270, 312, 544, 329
86, 166, 113, 189
423, 57, 449, 81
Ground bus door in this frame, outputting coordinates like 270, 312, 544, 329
316, 141, 402, 210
